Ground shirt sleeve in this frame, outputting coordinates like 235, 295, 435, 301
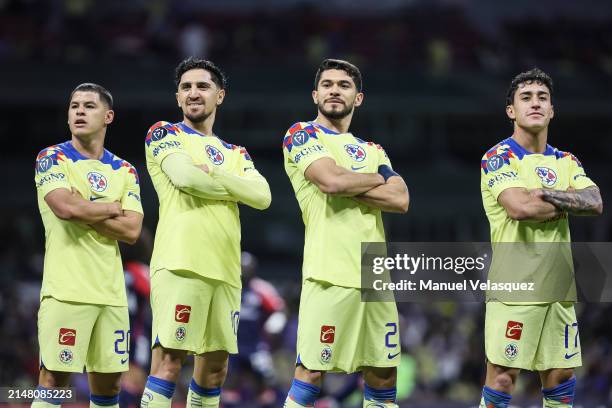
161, 152, 237, 201
34, 146, 72, 197
481, 149, 527, 200
374, 143, 393, 168
567, 153, 596, 190
120, 162, 144, 214
283, 122, 333, 174
145, 121, 184, 164
210, 147, 271, 210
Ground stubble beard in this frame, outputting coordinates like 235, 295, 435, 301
318, 101, 353, 120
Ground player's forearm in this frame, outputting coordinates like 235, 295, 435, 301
322, 167, 385, 196
211, 168, 272, 210
90, 214, 142, 244
354, 177, 409, 213
62, 197, 121, 224
540, 186, 603, 216
161, 153, 237, 201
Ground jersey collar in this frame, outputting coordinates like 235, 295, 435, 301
505, 137, 555, 159
63, 140, 114, 164
178, 121, 213, 137
308, 121, 342, 135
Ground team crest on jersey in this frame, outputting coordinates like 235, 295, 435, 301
320, 346, 332, 364
59, 349, 73, 365
151, 127, 168, 142
486, 154, 505, 172
504, 343, 519, 361
344, 144, 366, 162
58, 328, 77, 346
175, 326, 186, 342
206, 145, 224, 165
535, 167, 557, 187
87, 172, 108, 192
292, 130, 310, 147
37, 156, 54, 173
505, 321, 523, 340
175, 305, 191, 323
320, 325, 335, 344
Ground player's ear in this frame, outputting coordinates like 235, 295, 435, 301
105, 109, 115, 125
175, 92, 180, 108
312, 90, 318, 105
354, 92, 364, 108
549, 104, 554, 120
216, 89, 225, 106
506, 105, 515, 121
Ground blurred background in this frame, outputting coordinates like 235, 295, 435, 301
1, 0, 611, 406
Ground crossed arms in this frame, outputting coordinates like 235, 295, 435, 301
498, 186, 603, 221
304, 157, 409, 213
44, 188, 143, 244
161, 152, 271, 210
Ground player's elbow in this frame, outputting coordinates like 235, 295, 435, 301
50, 202, 76, 221
505, 206, 529, 221
124, 226, 142, 245
397, 194, 409, 214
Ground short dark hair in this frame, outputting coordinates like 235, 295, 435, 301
70, 83, 113, 109
314, 59, 363, 91
506, 68, 553, 106
174, 57, 227, 90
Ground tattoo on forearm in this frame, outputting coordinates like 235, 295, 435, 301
541, 186, 602, 215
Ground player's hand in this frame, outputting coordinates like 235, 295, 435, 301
196, 164, 210, 174
108, 201, 122, 217
566, 187, 576, 193
530, 188, 545, 200
71, 187, 83, 198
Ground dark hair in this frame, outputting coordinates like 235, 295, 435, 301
314, 59, 363, 91
174, 57, 227, 90
506, 68, 553, 106
70, 83, 113, 109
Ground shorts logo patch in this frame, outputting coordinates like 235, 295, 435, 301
175, 304, 191, 323
206, 145, 224, 165
291, 130, 310, 147
344, 144, 366, 162
535, 166, 557, 187
141, 391, 153, 408
59, 328, 76, 346
505, 321, 523, 340
175, 326, 186, 342
59, 348, 73, 365
151, 127, 168, 142
320, 346, 332, 364
320, 325, 335, 344
87, 172, 108, 192
504, 342, 519, 361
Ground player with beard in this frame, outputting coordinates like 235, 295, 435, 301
282, 59, 409, 408
142, 57, 271, 408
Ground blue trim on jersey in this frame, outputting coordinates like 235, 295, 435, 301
482, 386, 512, 408
308, 121, 339, 135
154, 335, 160, 345
145, 375, 176, 399
90, 394, 119, 406
35, 386, 62, 405
296, 353, 302, 365
505, 137, 555, 159
288, 379, 320, 406
189, 379, 221, 397
59, 141, 131, 171
542, 377, 576, 405
364, 384, 396, 402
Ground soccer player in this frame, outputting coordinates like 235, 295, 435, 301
142, 57, 271, 408
33, 83, 144, 408
479, 68, 603, 408
282, 59, 409, 407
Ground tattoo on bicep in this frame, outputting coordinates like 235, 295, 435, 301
541, 186, 602, 215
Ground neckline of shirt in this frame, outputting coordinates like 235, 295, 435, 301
308, 121, 352, 136
179, 121, 215, 138
505, 137, 555, 157
64, 140, 114, 163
